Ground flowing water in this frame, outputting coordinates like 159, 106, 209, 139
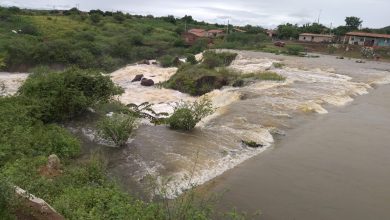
100, 51, 390, 198
2, 51, 390, 200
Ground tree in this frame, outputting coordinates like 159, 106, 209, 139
90, 13, 102, 23
345, 16, 362, 30
113, 11, 125, 23
300, 23, 328, 34
89, 9, 104, 16
277, 23, 299, 39
162, 15, 176, 24
181, 15, 194, 24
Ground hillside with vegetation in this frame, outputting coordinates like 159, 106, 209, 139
0, 6, 268, 72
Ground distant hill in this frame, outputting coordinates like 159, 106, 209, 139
378, 26, 390, 34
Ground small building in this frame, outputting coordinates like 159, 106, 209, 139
182, 28, 224, 45
188, 28, 207, 37
207, 29, 225, 38
344, 32, 390, 47
266, 30, 277, 38
299, 33, 334, 43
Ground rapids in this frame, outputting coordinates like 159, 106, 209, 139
2, 51, 389, 199
103, 51, 390, 198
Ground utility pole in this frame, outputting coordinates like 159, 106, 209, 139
226, 19, 229, 34
317, 9, 322, 24
330, 22, 332, 35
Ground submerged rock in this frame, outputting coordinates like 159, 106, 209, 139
241, 140, 264, 148
131, 74, 144, 82
141, 78, 154, 86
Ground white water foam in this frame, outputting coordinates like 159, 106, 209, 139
0, 72, 29, 96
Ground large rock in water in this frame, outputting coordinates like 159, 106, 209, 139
141, 78, 154, 86
131, 74, 144, 82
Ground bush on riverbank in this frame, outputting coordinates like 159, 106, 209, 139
97, 113, 137, 147
286, 45, 305, 55
18, 68, 123, 122
202, 51, 237, 68
167, 96, 214, 130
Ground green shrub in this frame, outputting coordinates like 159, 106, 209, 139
189, 39, 208, 54
202, 51, 237, 68
18, 68, 123, 122
90, 13, 102, 23
186, 54, 197, 64
167, 108, 196, 131
97, 113, 137, 147
20, 24, 39, 36
272, 62, 285, 68
167, 97, 213, 131
0, 96, 81, 167
241, 71, 286, 81
158, 55, 175, 67
286, 45, 305, 55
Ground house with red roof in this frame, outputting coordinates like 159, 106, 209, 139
182, 28, 225, 45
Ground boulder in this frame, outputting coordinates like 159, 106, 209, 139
131, 74, 144, 82
141, 78, 154, 86
47, 154, 61, 170
138, 59, 150, 65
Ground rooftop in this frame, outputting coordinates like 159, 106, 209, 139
299, 33, 334, 38
346, 32, 390, 39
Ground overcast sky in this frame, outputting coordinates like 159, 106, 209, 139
1, 0, 389, 28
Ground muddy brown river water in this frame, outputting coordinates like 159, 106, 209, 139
209, 84, 390, 220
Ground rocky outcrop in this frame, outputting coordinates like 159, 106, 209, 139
141, 78, 154, 86
39, 154, 62, 178
14, 186, 65, 220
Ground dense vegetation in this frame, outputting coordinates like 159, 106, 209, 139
276, 16, 389, 40
0, 6, 268, 73
165, 51, 285, 95
0, 68, 232, 219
